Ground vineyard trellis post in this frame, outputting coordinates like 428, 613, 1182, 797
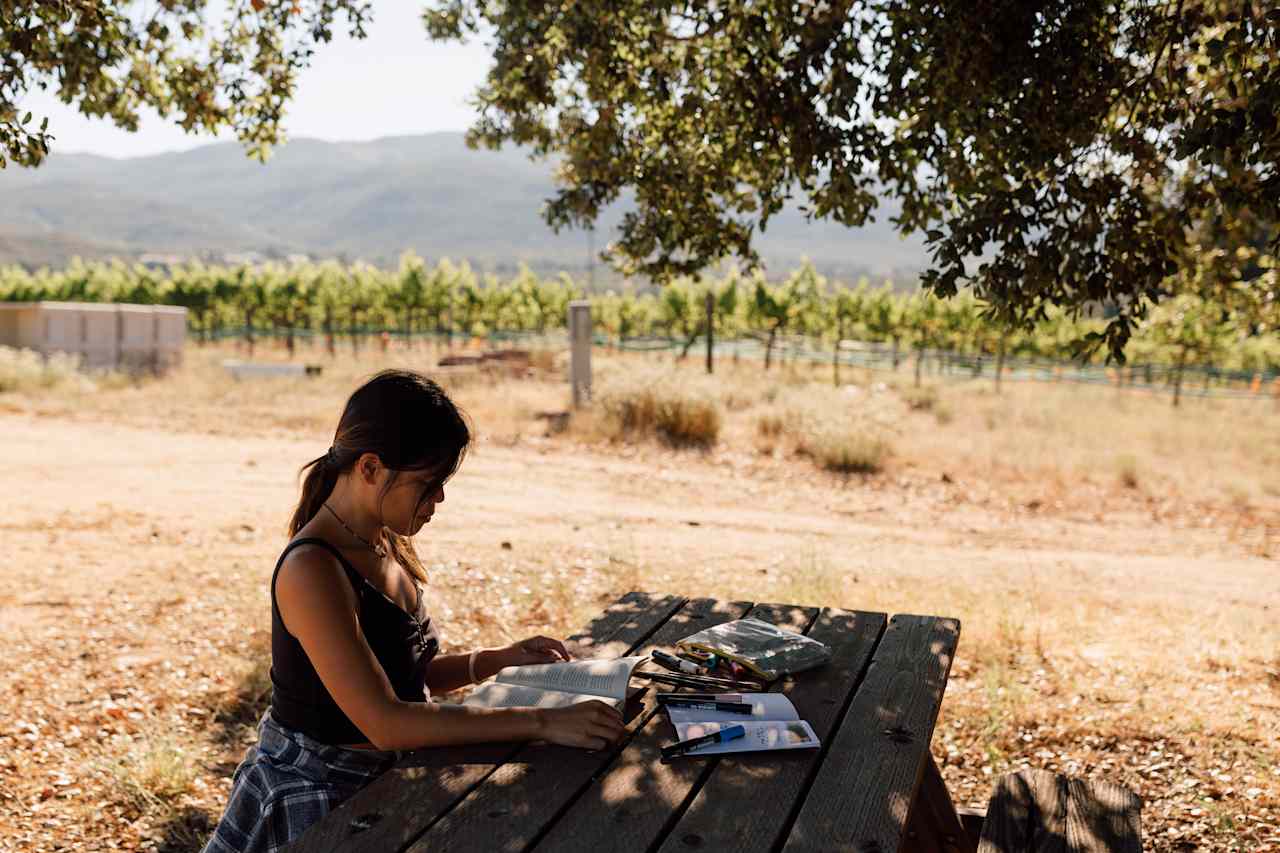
995, 329, 1008, 393
569, 300, 592, 408
705, 290, 714, 375
834, 318, 845, 387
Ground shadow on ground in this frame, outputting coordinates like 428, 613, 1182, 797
154, 805, 216, 853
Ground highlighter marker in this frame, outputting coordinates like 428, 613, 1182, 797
661, 724, 747, 759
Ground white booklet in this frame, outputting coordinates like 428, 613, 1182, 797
462, 655, 648, 711
665, 693, 821, 755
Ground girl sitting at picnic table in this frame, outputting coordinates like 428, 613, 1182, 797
203, 370, 625, 853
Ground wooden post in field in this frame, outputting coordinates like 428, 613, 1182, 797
833, 318, 845, 387
569, 300, 592, 407
705, 290, 714, 375
994, 333, 1006, 393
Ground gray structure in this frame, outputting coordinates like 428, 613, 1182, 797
0, 301, 187, 371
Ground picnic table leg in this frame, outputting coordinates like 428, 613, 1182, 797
901, 754, 977, 853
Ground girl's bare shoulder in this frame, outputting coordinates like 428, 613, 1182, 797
276, 541, 359, 612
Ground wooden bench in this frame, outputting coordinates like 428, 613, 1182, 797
972, 768, 1143, 853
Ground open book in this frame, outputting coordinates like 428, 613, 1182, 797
462, 655, 648, 711
664, 693, 820, 755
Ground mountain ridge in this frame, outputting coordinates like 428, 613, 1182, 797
0, 132, 926, 282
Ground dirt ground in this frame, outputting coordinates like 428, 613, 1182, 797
0, 347, 1277, 852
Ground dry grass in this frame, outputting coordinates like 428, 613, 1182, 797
593, 369, 722, 448
1116, 453, 1141, 489
900, 382, 940, 411
95, 732, 200, 814
795, 425, 892, 474
927, 377, 1280, 512
0, 346, 91, 393
1, 340, 1277, 851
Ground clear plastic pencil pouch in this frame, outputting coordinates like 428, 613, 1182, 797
676, 618, 832, 680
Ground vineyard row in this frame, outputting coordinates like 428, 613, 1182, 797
2, 255, 1277, 376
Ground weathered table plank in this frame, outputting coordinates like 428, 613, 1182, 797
652, 607, 887, 853
525, 602, 818, 853
781, 614, 961, 853
400, 597, 756, 853
287, 591, 686, 853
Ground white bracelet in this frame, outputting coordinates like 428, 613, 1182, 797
468, 649, 481, 684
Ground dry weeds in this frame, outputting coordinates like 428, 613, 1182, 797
0, 340, 1276, 852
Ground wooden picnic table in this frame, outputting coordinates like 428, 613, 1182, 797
290, 592, 966, 853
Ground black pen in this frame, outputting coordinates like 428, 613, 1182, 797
661, 724, 746, 759
660, 699, 753, 714
655, 692, 744, 703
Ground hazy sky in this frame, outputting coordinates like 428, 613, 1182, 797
18, 0, 491, 160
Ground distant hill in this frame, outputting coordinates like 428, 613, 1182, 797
0, 132, 926, 284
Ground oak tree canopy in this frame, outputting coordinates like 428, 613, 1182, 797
1, 0, 371, 166
421, 0, 1278, 358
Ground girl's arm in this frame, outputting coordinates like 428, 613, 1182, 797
424, 649, 507, 695
428, 634, 573, 696
276, 550, 622, 751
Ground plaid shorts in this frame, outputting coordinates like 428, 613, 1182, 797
201, 711, 405, 853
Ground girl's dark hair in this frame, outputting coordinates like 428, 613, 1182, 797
289, 369, 471, 583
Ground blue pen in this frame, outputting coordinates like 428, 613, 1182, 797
661, 724, 746, 759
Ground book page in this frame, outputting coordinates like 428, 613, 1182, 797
663, 692, 799, 726
493, 655, 647, 701
671, 720, 820, 755
461, 682, 624, 711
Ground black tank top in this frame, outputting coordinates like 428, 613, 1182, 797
269, 537, 440, 745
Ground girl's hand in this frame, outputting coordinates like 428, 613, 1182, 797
536, 700, 625, 750
499, 635, 573, 668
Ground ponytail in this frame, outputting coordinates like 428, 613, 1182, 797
288, 452, 340, 537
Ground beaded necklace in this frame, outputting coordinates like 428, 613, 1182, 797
321, 502, 387, 558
